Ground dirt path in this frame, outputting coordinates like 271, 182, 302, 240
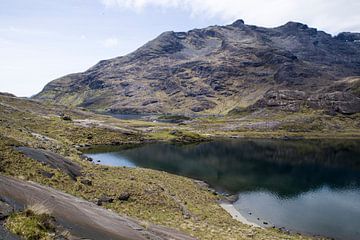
0, 175, 196, 240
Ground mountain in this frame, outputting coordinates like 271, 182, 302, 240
34, 20, 360, 115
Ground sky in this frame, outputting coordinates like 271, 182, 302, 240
1, 0, 359, 97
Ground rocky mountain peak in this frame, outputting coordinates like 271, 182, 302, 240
33, 20, 360, 115
231, 19, 245, 27
282, 21, 309, 30
276, 21, 321, 36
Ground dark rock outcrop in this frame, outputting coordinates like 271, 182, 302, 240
16, 147, 82, 180
118, 192, 131, 201
251, 78, 360, 114
34, 20, 360, 115
0, 201, 13, 220
96, 195, 114, 206
80, 179, 92, 186
37, 169, 55, 179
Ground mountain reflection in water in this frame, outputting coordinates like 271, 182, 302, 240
85, 139, 360, 197
85, 139, 360, 240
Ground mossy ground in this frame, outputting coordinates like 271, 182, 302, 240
0, 95, 351, 239
5, 208, 55, 240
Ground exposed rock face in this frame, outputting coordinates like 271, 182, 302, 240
16, 147, 82, 180
0, 201, 13, 220
34, 20, 360, 115
251, 78, 360, 114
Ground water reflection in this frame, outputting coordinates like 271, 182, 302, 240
235, 187, 360, 240
86, 139, 360, 196
85, 139, 360, 239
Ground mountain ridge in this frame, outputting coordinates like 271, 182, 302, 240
34, 19, 360, 115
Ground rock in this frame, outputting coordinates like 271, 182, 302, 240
224, 195, 238, 203
37, 170, 55, 179
335, 32, 360, 42
80, 179, 92, 186
251, 88, 360, 115
251, 90, 306, 112
16, 147, 82, 181
61, 115, 72, 121
231, 19, 245, 27
190, 100, 216, 113
118, 192, 130, 201
80, 155, 93, 162
308, 91, 360, 114
193, 180, 209, 189
142, 99, 159, 106
170, 130, 178, 135
97, 196, 114, 206
0, 201, 14, 220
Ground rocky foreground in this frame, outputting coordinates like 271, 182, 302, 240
0, 175, 195, 240
34, 20, 360, 115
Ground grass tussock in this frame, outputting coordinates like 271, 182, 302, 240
27, 203, 52, 216
5, 204, 55, 240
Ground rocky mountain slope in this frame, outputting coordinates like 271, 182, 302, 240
34, 20, 360, 115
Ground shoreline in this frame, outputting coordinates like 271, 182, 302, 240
220, 202, 262, 228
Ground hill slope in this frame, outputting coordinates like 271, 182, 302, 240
34, 20, 360, 115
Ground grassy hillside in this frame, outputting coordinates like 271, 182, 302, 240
0, 94, 320, 239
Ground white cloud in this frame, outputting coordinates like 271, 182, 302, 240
102, 37, 120, 48
100, 0, 360, 34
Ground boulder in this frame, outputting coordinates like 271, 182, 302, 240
97, 196, 114, 206
61, 115, 72, 121
80, 179, 92, 186
37, 170, 55, 179
118, 192, 131, 201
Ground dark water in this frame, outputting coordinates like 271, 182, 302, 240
84, 139, 360, 240
106, 113, 150, 120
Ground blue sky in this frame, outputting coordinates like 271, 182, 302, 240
1, 0, 359, 97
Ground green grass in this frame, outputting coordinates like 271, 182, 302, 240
5, 205, 55, 240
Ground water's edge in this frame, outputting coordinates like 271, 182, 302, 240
220, 203, 261, 228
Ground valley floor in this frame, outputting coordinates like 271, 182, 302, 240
1, 94, 356, 239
